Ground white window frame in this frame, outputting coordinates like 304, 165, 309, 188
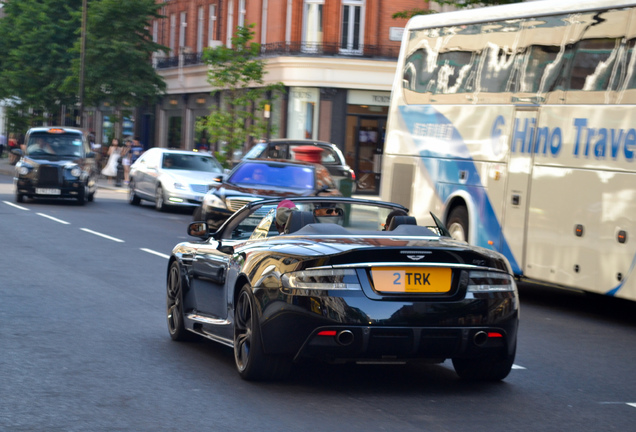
302, 0, 324, 53
197, 6, 204, 52
340, 0, 365, 55
208, 5, 217, 43
179, 11, 187, 51
169, 14, 176, 54
238, 0, 246, 28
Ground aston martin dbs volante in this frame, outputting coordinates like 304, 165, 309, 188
166, 197, 519, 381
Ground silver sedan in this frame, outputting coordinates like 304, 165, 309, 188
128, 148, 223, 211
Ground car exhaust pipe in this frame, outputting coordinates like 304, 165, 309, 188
473, 331, 488, 346
336, 330, 354, 346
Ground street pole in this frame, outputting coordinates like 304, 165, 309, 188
78, 0, 87, 128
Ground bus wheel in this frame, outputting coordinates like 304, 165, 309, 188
447, 206, 468, 242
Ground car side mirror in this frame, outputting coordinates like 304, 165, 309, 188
214, 174, 225, 182
11, 148, 23, 157
86, 151, 96, 158
188, 222, 210, 240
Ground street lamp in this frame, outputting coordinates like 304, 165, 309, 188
78, 0, 87, 128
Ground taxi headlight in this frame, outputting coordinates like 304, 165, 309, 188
18, 165, 32, 176
282, 269, 361, 290
467, 271, 516, 292
70, 166, 82, 177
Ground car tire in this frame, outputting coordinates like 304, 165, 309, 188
234, 284, 291, 381
447, 206, 469, 242
155, 184, 167, 212
452, 345, 516, 381
167, 261, 197, 342
16, 192, 24, 203
129, 180, 141, 205
88, 189, 95, 202
76, 184, 88, 205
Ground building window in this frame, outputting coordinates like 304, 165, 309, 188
197, 6, 204, 52
208, 5, 217, 43
169, 14, 176, 54
227, 0, 234, 48
302, 0, 324, 53
238, 0, 246, 28
288, 87, 320, 140
340, 0, 364, 55
179, 11, 187, 51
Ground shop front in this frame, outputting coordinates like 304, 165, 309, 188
344, 90, 390, 195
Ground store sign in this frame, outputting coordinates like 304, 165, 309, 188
347, 90, 391, 107
389, 27, 404, 42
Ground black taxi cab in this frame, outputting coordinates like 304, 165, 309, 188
12, 127, 98, 204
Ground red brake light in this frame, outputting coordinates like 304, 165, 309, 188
317, 330, 337, 336
488, 332, 503, 338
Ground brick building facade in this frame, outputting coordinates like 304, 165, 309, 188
147, 0, 428, 194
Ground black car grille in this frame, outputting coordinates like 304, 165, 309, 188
37, 165, 62, 186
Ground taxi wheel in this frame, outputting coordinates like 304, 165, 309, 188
234, 284, 291, 381
167, 261, 196, 342
16, 192, 24, 203
452, 345, 516, 381
76, 185, 88, 206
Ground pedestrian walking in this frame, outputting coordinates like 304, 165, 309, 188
101, 138, 123, 183
121, 139, 132, 184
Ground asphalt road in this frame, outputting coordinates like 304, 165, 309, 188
1, 172, 635, 432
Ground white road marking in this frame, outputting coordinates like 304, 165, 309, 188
627, 403, 636, 408
37, 213, 70, 225
141, 248, 170, 259
511, 364, 526, 370
80, 228, 125, 243
3, 201, 29, 210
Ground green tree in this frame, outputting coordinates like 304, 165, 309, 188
64, 0, 168, 135
0, 0, 82, 121
197, 25, 284, 168
393, 0, 522, 19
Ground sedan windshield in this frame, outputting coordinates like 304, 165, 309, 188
228, 163, 315, 189
162, 153, 223, 172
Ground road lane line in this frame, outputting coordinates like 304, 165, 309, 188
37, 213, 70, 225
80, 228, 125, 243
141, 248, 170, 259
628, 403, 636, 408
3, 201, 29, 210
511, 364, 526, 370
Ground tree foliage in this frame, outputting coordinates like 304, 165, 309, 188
392, 0, 522, 19
196, 25, 284, 168
64, 0, 168, 111
0, 0, 81, 113
0, 0, 167, 131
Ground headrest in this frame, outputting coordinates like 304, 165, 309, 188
284, 211, 317, 234
387, 215, 417, 231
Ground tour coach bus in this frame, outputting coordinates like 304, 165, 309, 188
380, 0, 636, 302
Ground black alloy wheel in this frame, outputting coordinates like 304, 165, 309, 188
167, 261, 196, 342
234, 284, 291, 381
76, 184, 88, 205
452, 344, 516, 381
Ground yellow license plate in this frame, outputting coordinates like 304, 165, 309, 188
371, 267, 452, 293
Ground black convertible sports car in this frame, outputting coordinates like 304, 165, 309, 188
166, 197, 519, 381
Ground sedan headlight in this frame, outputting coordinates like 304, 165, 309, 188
173, 182, 187, 190
282, 269, 361, 291
467, 271, 516, 292
203, 192, 227, 210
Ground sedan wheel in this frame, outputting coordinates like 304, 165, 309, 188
234, 284, 290, 381
167, 261, 196, 342
155, 185, 167, 212
128, 181, 141, 205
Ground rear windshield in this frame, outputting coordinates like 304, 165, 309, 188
161, 153, 223, 172
26, 132, 83, 157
